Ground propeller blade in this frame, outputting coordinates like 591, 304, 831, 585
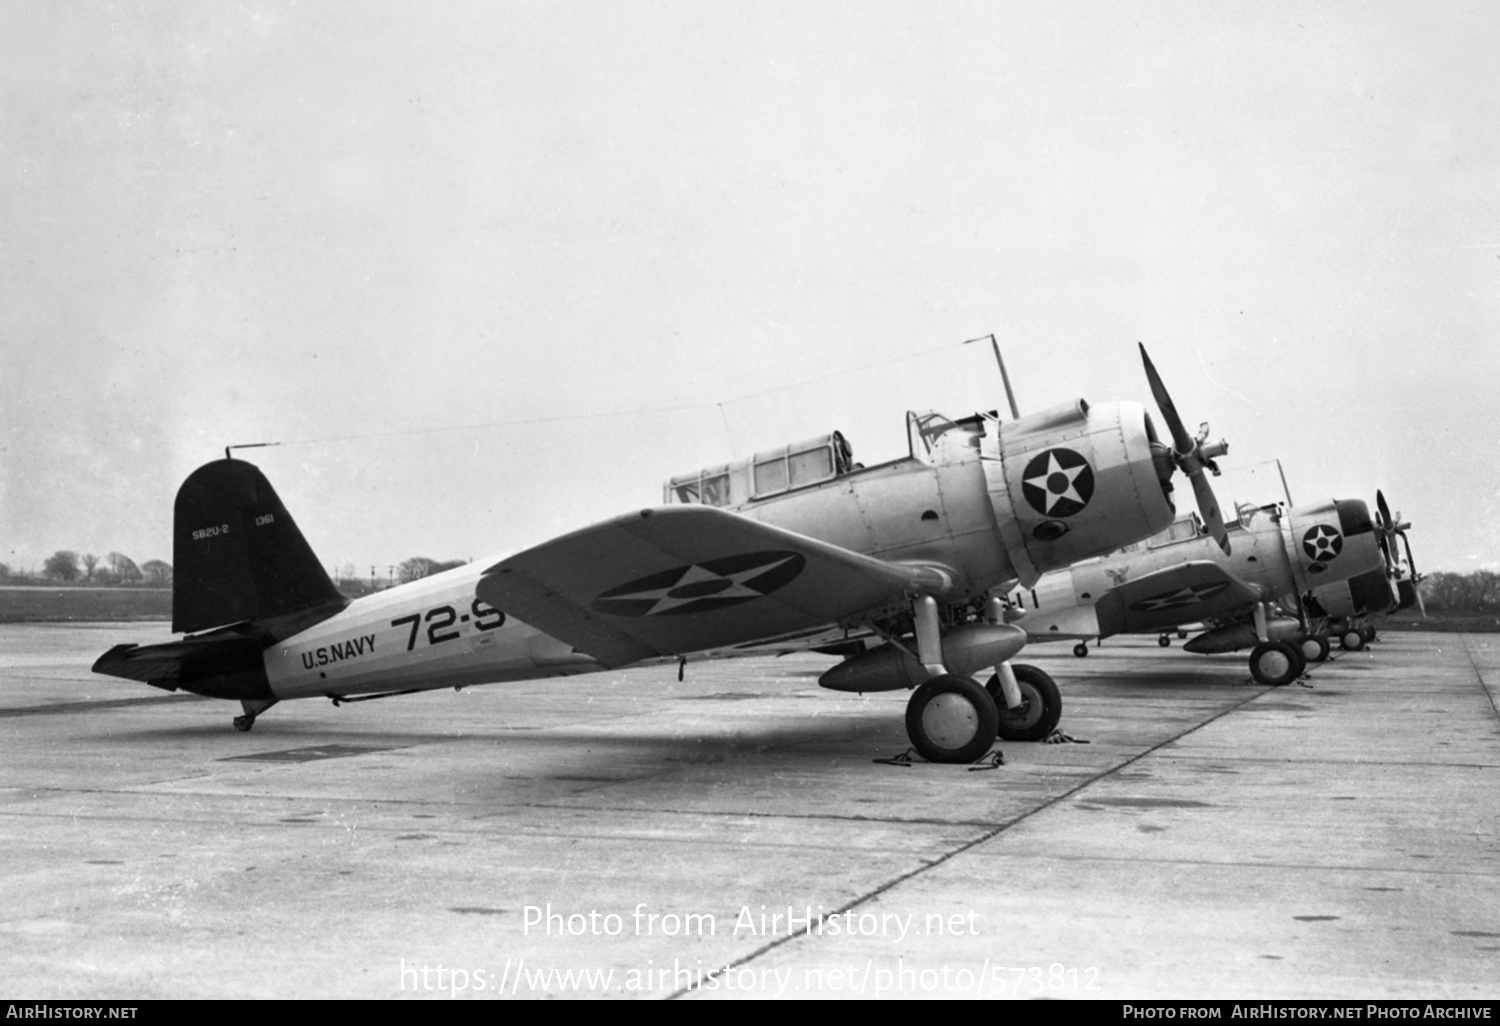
1138, 343, 1231, 555
1139, 343, 1196, 454
1397, 531, 1427, 618
1374, 505, 1393, 567
1377, 489, 1392, 528
1190, 473, 1231, 556
1399, 531, 1419, 579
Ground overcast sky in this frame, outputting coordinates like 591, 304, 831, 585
3, 1, 1497, 582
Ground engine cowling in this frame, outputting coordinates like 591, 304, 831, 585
1310, 566, 1399, 619
983, 400, 1177, 586
1284, 499, 1382, 594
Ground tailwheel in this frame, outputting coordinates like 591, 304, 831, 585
985, 664, 1063, 742
905, 675, 999, 764
1249, 641, 1300, 686
1339, 629, 1365, 652
233, 698, 278, 733
1158, 634, 1172, 647
1073, 642, 1089, 658
1299, 634, 1330, 664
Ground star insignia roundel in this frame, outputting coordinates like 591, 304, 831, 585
1128, 581, 1231, 613
1021, 448, 1096, 518
591, 551, 806, 617
1302, 525, 1343, 563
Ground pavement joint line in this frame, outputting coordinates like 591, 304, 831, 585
666, 684, 1274, 1000
1145, 756, 1500, 769
0, 695, 205, 718
1461, 633, 1500, 730
943, 853, 1500, 878
0, 798, 1011, 833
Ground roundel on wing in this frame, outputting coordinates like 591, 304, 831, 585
1127, 580, 1231, 613
1021, 448, 1095, 518
1302, 524, 1343, 563
591, 551, 806, 617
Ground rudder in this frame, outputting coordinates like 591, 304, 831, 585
173, 459, 345, 633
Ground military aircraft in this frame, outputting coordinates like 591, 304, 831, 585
94, 346, 1230, 764
1001, 488, 1386, 685
1305, 490, 1422, 650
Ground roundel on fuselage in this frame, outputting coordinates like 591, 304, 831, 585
1302, 524, 1343, 563
1021, 448, 1095, 518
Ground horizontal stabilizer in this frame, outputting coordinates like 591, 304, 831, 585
92, 635, 274, 701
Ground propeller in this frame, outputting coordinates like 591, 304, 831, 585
1377, 489, 1425, 617
1375, 490, 1395, 568
1139, 344, 1232, 554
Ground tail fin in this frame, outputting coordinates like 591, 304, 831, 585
173, 459, 346, 633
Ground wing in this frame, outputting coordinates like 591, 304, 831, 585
1094, 561, 1262, 637
475, 506, 950, 668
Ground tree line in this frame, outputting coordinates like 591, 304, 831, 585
0, 551, 171, 586
332, 557, 471, 596
2, 552, 467, 592
1419, 571, 1500, 613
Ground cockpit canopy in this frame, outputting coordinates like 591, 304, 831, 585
664, 431, 854, 508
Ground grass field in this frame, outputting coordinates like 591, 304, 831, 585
0, 587, 172, 623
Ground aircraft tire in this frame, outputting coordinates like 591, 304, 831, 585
1300, 635, 1330, 664
1361, 625, 1378, 644
986, 664, 1063, 742
905, 675, 999, 764
233, 716, 254, 732
1249, 641, 1300, 686
1158, 634, 1172, 647
1073, 642, 1089, 658
1339, 629, 1365, 652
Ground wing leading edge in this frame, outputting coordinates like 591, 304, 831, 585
475, 506, 951, 667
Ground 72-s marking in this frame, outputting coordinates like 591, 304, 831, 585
391, 598, 507, 651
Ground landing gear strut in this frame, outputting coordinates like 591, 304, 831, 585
233, 698, 278, 732
985, 664, 1062, 741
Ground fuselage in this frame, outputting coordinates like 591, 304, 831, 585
261, 561, 602, 701
1008, 498, 1382, 643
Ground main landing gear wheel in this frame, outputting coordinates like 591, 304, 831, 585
1249, 641, 1301, 686
985, 664, 1063, 742
1339, 629, 1366, 652
905, 675, 999, 764
1158, 634, 1172, 647
1360, 625, 1378, 644
1299, 635, 1330, 664
1251, 641, 1301, 684
1073, 642, 1089, 658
